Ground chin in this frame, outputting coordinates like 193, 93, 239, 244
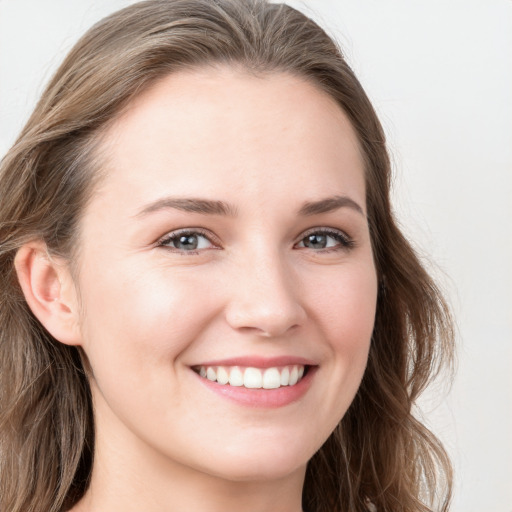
194, 439, 312, 483
209, 460, 306, 484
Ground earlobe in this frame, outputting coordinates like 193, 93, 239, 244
14, 242, 82, 346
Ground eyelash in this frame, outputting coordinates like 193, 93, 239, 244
296, 228, 355, 252
156, 227, 355, 254
157, 228, 218, 254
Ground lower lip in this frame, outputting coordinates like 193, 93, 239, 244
194, 366, 317, 408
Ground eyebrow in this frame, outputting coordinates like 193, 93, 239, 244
136, 197, 238, 217
298, 195, 365, 217
136, 194, 364, 218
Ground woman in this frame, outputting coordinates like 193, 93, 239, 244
0, 1, 454, 511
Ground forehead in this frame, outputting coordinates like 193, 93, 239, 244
94, 67, 366, 213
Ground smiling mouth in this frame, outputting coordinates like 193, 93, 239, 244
192, 365, 308, 389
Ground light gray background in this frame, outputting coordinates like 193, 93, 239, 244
1, 1, 511, 511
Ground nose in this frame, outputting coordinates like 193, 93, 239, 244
224, 251, 306, 337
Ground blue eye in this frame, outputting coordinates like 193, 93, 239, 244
296, 229, 353, 251
158, 230, 214, 251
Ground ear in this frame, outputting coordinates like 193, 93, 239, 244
14, 241, 82, 346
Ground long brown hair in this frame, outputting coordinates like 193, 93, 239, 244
0, 1, 454, 511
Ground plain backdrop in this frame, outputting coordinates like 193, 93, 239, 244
1, 1, 511, 511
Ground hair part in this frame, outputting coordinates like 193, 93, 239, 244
0, 1, 454, 511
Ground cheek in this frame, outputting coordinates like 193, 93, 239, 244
294, 258, 377, 443
76, 261, 218, 372
305, 260, 377, 350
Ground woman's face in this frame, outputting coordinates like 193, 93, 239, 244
72, 68, 377, 482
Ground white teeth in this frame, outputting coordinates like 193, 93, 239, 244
228, 367, 244, 387
196, 364, 306, 389
280, 366, 290, 386
262, 368, 281, 389
289, 366, 299, 386
216, 366, 229, 385
244, 367, 263, 388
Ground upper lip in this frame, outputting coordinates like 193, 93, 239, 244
192, 356, 317, 368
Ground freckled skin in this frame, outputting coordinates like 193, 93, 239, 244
69, 68, 378, 512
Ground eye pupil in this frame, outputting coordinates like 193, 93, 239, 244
304, 233, 327, 249
175, 235, 198, 250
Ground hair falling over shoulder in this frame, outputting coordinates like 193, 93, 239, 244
0, 1, 454, 511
